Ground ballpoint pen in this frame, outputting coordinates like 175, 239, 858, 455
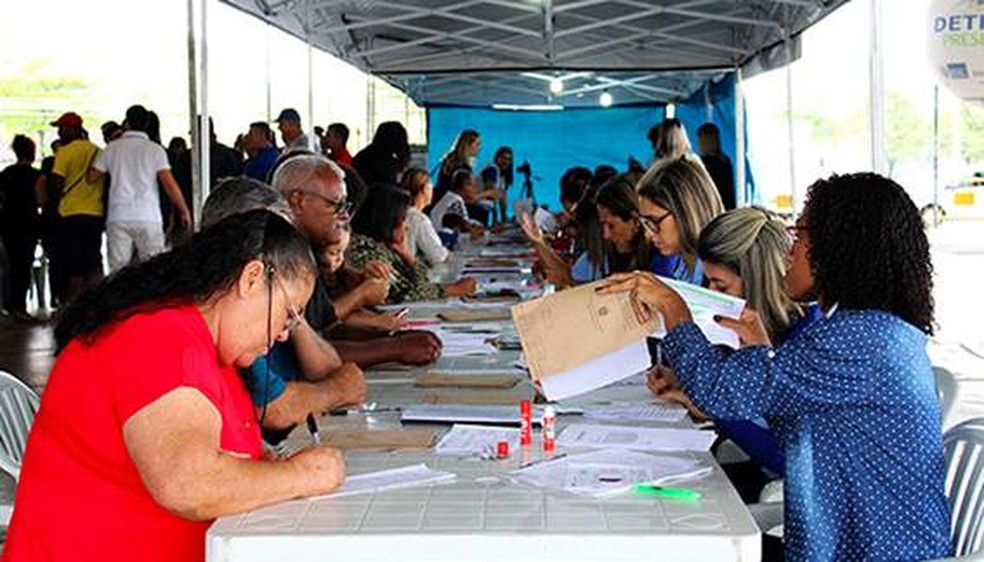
633, 484, 701, 500
305, 413, 321, 445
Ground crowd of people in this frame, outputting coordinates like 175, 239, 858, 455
0, 107, 954, 561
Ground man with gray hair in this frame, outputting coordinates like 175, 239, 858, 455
271, 154, 443, 367
201, 176, 366, 435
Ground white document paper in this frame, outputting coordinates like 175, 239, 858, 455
313, 464, 456, 499
582, 402, 689, 423
512, 448, 710, 498
557, 423, 715, 452
401, 404, 582, 425
538, 341, 652, 401
657, 277, 746, 348
434, 424, 521, 455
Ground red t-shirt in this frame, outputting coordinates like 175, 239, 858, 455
3, 306, 261, 562
332, 146, 353, 168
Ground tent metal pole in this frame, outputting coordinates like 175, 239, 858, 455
199, 0, 211, 211
784, 17, 796, 217
308, 42, 314, 138
735, 67, 746, 207
265, 23, 272, 122
933, 85, 940, 225
869, 0, 887, 175
186, 0, 200, 226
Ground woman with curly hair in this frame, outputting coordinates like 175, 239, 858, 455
601, 173, 950, 561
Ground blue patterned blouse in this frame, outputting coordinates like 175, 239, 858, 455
664, 309, 951, 561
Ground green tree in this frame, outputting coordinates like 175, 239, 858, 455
0, 59, 92, 153
885, 91, 931, 178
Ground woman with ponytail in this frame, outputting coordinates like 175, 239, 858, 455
6, 210, 346, 562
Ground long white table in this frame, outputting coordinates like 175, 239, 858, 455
207, 241, 761, 561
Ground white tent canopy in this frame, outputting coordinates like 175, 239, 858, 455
217, 0, 849, 107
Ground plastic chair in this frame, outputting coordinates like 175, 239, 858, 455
935, 366, 960, 430
938, 417, 984, 560
0, 370, 40, 482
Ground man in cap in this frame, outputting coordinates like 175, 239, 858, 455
274, 108, 315, 154
87, 104, 192, 272
49, 112, 107, 298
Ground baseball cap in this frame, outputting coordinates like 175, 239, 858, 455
50, 112, 83, 128
275, 108, 301, 124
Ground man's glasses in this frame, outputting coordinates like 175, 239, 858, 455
292, 188, 353, 216
640, 211, 672, 235
271, 271, 304, 334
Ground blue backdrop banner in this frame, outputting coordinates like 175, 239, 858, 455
427, 105, 664, 214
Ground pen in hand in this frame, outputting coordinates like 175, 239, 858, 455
305, 413, 321, 445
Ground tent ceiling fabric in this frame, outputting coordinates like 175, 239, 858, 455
222, 0, 848, 107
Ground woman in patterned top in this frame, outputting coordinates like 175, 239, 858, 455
601, 172, 951, 561
348, 184, 477, 304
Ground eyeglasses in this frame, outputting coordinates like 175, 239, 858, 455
292, 188, 353, 216
639, 212, 672, 235
271, 271, 304, 334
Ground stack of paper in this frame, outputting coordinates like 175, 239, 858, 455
434, 424, 521, 455
582, 402, 689, 423
512, 449, 710, 498
313, 464, 456, 499
659, 277, 746, 348
556, 423, 715, 452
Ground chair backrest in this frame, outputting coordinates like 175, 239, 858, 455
943, 417, 984, 557
934, 366, 959, 429
0, 370, 40, 482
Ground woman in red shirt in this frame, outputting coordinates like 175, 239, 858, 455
4, 210, 345, 562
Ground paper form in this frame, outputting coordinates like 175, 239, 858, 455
511, 448, 710, 498
557, 423, 716, 452
658, 277, 746, 348
434, 424, 521, 455
311, 464, 456, 499
511, 280, 659, 400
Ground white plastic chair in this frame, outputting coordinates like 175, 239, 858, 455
935, 366, 960, 430
0, 369, 39, 481
937, 417, 984, 560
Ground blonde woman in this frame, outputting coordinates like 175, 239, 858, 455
434, 129, 481, 204
636, 155, 723, 285
652, 118, 693, 161
399, 168, 451, 266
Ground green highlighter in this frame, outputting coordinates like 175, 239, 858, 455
633, 484, 702, 500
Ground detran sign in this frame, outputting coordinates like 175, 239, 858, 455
929, 0, 984, 100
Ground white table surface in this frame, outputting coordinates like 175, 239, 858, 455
207, 242, 761, 562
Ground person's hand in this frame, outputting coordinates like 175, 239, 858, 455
288, 445, 345, 496
444, 277, 478, 297
380, 309, 407, 332
469, 224, 486, 238
363, 261, 394, 281
518, 211, 544, 245
357, 277, 390, 307
645, 365, 679, 396
597, 272, 691, 329
324, 362, 367, 409
178, 206, 193, 231
659, 388, 710, 422
714, 307, 773, 348
394, 330, 443, 364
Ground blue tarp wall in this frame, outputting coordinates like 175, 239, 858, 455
426, 72, 755, 213
674, 73, 756, 205
427, 105, 664, 213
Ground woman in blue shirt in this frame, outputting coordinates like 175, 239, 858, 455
602, 172, 951, 561
635, 155, 723, 285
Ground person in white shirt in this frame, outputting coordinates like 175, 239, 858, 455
274, 108, 316, 154
88, 105, 191, 272
399, 168, 450, 266
429, 169, 485, 238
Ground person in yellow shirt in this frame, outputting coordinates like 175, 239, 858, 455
49, 112, 105, 299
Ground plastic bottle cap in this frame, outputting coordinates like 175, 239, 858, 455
497, 441, 509, 457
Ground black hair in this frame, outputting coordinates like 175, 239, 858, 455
11, 135, 35, 161
560, 166, 592, 205
697, 122, 720, 138
125, 104, 150, 132
338, 161, 368, 216
146, 111, 162, 144
592, 165, 618, 189
399, 167, 430, 199
594, 176, 638, 222
450, 168, 474, 193
328, 123, 350, 144
493, 146, 513, 187
371, 121, 410, 171
803, 172, 934, 334
350, 183, 410, 245
54, 210, 316, 352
